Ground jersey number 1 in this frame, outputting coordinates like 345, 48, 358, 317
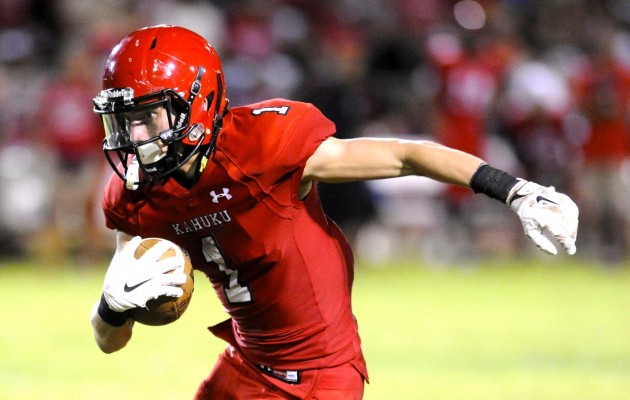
251, 105, 290, 116
201, 235, 252, 304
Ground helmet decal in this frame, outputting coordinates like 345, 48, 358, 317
94, 88, 134, 112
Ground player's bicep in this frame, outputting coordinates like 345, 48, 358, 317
303, 137, 409, 183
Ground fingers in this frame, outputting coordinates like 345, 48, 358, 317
526, 213, 577, 256
153, 256, 185, 274
139, 240, 185, 274
547, 194, 579, 255
155, 271, 188, 287
145, 273, 187, 300
527, 226, 576, 256
129, 235, 143, 247
544, 209, 578, 255
525, 229, 558, 255
142, 239, 176, 262
160, 286, 185, 299
514, 185, 579, 256
120, 236, 143, 256
553, 232, 577, 255
149, 272, 188, 298
562, 241, 577, 256
144, 286, 184, 301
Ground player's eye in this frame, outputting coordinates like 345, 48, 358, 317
135, 112, 152, 124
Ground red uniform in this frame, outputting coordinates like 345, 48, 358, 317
102, 99, 368, 394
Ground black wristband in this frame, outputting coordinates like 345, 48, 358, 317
469, 163, 519, 203
97, 294, 130, 327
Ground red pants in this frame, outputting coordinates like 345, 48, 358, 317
194, 345, 365, 399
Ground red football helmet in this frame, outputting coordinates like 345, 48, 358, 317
93, 25, 228, 188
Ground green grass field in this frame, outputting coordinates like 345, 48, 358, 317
0, 256, 629, 399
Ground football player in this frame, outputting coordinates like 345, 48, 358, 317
89, 25, 579, 399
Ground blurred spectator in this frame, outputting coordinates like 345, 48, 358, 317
0, 0, 61, 255
571, 27, 630, 263
140, 0, 226, 53
2, 0, 630, 264
301, 9, 378, 248
425, 29, 499, 258
27, 43, 110, 263
56, 0, 144, 38
496, 54, 574, 190
0, 0, 62, 66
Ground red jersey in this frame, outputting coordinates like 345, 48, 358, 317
102, 99, 367, 377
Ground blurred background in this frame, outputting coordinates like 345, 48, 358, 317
2, 2, 630, 399
1, 0, 630, 267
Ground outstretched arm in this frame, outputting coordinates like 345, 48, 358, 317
303, 137, 484, 186
303, 137, 578, 255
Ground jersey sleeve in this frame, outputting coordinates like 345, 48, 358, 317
217, 100, 337, 207
268, 101, 336, 185
101, 172, 141, 235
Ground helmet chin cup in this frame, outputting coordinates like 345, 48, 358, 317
137, 141, 166, 165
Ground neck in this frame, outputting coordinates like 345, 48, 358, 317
178, 153, 200, 178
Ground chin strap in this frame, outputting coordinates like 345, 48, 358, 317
187, 66, 205, 104
192, 114, 222, 182
192, 71, 226, 182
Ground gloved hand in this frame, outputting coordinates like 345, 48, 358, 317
507, 180, 579, 256
102, 236, 187, 312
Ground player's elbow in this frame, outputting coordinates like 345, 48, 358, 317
93, 325, 132, 353
90, 304, 133, 353
94, 323, 133, 353
97, 338, 128, 354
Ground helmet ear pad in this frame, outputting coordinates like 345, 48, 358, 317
139, 140, 179, 176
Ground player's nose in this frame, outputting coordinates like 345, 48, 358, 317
130, 124, 150, 143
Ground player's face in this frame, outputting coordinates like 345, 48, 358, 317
125, 105, 171, 143
102, 103, 176, 155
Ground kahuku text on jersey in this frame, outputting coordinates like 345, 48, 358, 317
171, 210, 232, 235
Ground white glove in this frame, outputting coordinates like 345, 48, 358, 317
508, 180, 579, 256
102, 236, 187, 312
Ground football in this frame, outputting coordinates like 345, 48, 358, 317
129, 238, 194, 326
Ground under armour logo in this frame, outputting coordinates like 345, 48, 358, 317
210, 188, 232, 203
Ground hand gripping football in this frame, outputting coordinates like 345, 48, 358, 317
129, 238, 194, 326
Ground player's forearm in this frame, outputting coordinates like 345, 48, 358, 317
90, 301, 133, 353
305, 137, 485, 184
400, 140, 485, 187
